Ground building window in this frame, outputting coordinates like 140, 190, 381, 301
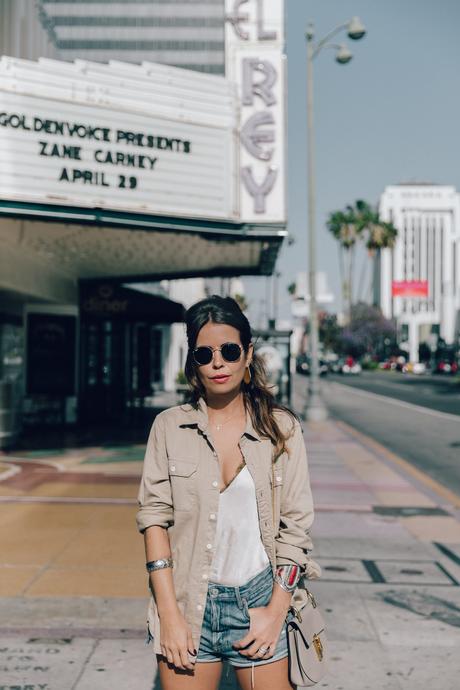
51, 17, 223, 28
57, 40, 225, 50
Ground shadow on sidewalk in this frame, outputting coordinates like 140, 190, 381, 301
4, 390, 184, 454
5, 407, 170, 454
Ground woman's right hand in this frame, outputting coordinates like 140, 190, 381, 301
159, 608, 197, 671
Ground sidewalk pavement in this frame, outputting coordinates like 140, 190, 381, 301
1, 412, 460, 689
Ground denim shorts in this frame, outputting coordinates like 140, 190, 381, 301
196, 564, 293, 668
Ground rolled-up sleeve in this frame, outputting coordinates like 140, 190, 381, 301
136, 412, 174, 533
275, 420, 318, 574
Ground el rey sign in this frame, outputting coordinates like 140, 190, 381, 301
225, 0, 286, 223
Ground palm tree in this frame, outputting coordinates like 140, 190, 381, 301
327, 200, 398, 320
326, 205, 359, 322
352, 200, 398, 303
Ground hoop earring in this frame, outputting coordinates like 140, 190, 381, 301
244, 366, 252, 385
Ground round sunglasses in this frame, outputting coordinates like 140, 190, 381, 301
192, 342, 243, 366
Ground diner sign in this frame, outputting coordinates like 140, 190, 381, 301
225, 0, 286, 223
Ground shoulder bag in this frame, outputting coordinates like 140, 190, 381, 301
272, 461, 328, 686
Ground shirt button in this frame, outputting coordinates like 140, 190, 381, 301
170, 465, 176, 472
276, 476, 282, 482
202, 573, 208, 580
212, 480, 218, 488
209, 513, 216, 520
206, 543, 213, 550
197, 604, 203, 611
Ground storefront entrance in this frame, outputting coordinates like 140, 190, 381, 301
78, 282, 183, 425
79, 319, 164, 424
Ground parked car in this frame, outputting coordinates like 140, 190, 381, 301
331, 356, 361, 375
379, 356, 401, 371
402, 361, 427, 375
296, 354, 329, 376
341, 356, 362, 375
434, 359, 458, 375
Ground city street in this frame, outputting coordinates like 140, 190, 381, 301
1, 1, 460, 689
305, 372, 460, 497
327, 370, 460, 416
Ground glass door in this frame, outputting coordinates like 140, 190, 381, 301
80, 319, 125, 424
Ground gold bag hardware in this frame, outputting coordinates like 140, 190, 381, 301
312, 633, 323, 661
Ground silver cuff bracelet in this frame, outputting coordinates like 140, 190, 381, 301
146, 557, 173, 573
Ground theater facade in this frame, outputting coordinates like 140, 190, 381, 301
0, 0, 286, 434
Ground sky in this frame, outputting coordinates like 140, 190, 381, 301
244, 0, 460, 327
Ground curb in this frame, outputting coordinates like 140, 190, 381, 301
335, 419, 460, 509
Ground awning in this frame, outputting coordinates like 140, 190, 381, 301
0, 200, 286, 284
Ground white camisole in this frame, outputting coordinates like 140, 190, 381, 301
209, 465, 270, 586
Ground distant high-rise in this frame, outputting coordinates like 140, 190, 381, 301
0, 0, 225, 74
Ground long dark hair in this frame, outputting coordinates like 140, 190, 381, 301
184, 295, 296, 460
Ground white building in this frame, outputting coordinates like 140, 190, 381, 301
0, 0, 225, 74
378, 183, 460, 362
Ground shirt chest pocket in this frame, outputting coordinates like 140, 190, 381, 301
168, 459, 199, 511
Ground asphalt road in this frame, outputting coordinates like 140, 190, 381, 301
328, 369, 460, 416
294, 371, 460, 497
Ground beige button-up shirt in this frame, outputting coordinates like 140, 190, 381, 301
136, 399, 319, 653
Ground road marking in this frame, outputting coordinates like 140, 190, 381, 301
0, 462, 21, 481
433, 542, 460, 566
329, 380, 460, 422
336, 420, 460, 508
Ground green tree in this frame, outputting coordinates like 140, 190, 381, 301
327, 200, 398, 321
326, 206, 357, 323
341, 302, 396, 358
318, 311, 341, 352
352, 200, 398, 303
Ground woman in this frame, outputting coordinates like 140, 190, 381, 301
136, 295, 319, 690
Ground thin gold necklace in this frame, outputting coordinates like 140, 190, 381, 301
212, 409, 245, 431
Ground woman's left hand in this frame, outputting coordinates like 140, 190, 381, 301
233, 605, 287, 659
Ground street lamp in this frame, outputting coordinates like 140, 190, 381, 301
304, 17, 366, 422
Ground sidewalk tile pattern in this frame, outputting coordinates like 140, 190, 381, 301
1, 415, 460, 688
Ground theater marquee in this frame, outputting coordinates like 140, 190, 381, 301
0, 57, 238, 221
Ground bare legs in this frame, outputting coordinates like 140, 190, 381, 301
157, 655, 295, 690
234, 657, 295, 690
157, 657, 222, 690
